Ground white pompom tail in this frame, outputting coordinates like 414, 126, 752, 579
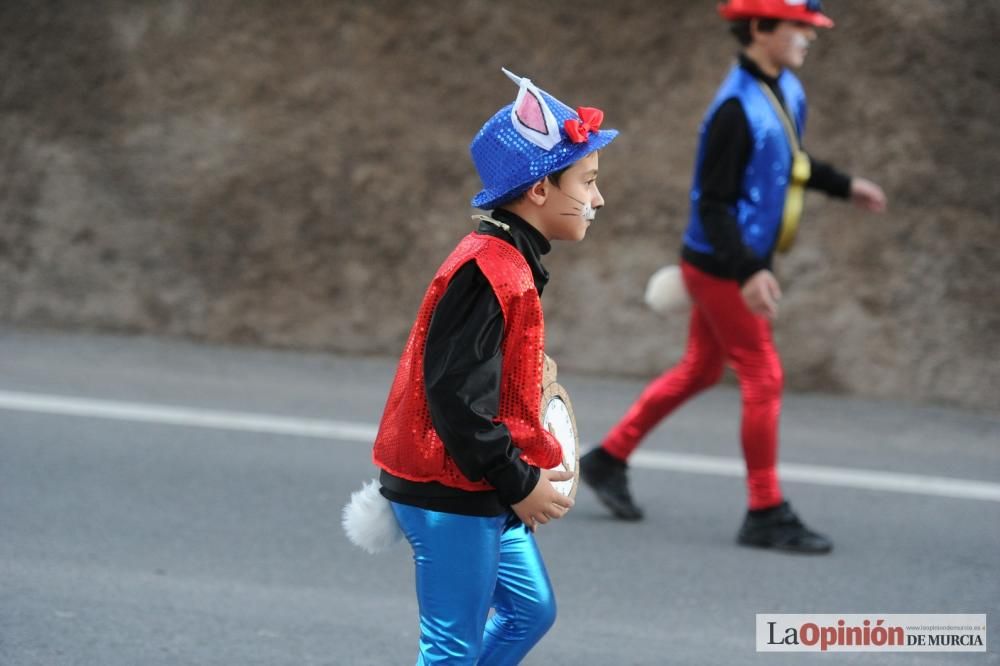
644, 265, 691, 315
342, 479, 403, 554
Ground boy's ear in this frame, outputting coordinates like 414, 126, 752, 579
524, 178, 549, 206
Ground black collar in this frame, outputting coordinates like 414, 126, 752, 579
477, 208, 550, 293
738, 52, 782, 87
738, 52, 787, 107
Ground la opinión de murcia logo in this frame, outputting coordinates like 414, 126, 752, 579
756, 614, 987, 652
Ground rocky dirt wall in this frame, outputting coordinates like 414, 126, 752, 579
1, 1, 997, 409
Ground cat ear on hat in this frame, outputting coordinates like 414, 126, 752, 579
503, 68, 562, 152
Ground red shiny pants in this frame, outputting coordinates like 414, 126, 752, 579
603, 261, 784, 510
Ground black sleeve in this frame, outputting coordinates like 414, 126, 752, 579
805, 152, 852, 199
698, 98, 770, 283
423, 261, 540, 505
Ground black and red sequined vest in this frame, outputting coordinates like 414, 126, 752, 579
372, 232, 561, 490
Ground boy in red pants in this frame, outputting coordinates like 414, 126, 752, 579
581, 0, 886, 554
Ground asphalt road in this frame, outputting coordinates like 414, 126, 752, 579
1, 328, 997, 665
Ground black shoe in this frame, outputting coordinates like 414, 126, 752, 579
579, 447, 644, 521
736, 501, 833, 554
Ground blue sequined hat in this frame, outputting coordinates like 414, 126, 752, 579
470, 68, 618, 210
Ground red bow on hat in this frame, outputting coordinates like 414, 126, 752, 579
564, 107, 604, 144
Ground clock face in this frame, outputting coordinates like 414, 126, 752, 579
541, 396, 578, 497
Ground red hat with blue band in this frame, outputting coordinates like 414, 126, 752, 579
470, 69, 618, 210
718, 0, 834, 28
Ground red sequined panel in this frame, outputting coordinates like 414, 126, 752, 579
372, 233, 561, 491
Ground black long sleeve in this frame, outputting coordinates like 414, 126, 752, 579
806, 153, 852, 199
422, 261, 539, 506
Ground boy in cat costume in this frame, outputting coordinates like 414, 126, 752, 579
371, 69, 616, 664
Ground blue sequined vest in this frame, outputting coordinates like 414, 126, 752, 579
683, 65, 807, 258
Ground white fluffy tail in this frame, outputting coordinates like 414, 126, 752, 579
644, 264, 691, 315
342, 479, 403, 554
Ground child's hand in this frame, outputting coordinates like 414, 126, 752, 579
511, 469, 575, 531
849, 177, 888, 213
741, 269, 782, 320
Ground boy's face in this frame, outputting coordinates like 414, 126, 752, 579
541, 151, 604, 242
757, 20, 818, 70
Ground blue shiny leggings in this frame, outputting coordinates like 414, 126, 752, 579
391, 503, 557, 665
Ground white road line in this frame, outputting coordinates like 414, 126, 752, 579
0, 390, 379, 442
2, 389, 998, 503
630, 451, 1000, 503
